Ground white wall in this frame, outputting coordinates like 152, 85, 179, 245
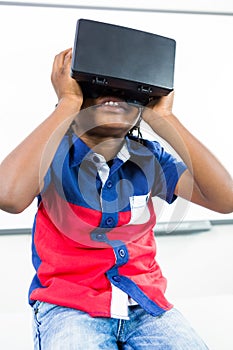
0, 2, 233, 228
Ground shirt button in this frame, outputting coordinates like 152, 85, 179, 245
93, 155, 100, 163
96, 233, 105, 241
105, 217, 114, 226
118, 249, 126, 258
106, 180, 113, 188
112, 276, 121, 282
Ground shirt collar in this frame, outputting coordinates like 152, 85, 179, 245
70, 133, 92, 167
70, 133, 131, 168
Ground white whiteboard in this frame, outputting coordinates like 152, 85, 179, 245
0, 4, 233, 228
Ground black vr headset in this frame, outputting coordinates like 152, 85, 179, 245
71, 19, 176, 106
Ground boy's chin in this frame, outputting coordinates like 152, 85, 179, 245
85, 124, 132, 137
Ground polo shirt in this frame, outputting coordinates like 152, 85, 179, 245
28, 131, 187, 319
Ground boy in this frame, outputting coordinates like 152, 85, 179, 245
0, 48, 232, 349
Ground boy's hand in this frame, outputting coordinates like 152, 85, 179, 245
143, 91, 174, 124
51, 48, 83, 105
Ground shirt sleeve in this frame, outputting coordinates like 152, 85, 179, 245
149, 140, 187, 203
40, 167, 51, 194
39, 134, 70, 195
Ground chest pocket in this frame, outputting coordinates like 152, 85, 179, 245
128, 193, 151, 224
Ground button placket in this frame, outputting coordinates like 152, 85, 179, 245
90, 231, 108, 242
118, 248, 126, 258
100, 172, 118, 228
96, 233, 105, 241
105, 217, 115, 227
106, 180, 113, 188
112, 275, 121, 282
112, 244, 128, 267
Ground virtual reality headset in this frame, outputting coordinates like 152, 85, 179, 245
71, 19, 176, 106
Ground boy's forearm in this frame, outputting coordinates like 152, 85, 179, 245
0, 97, 82, 213
145, 111, 233, 212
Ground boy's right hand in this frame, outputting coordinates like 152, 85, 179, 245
51, 48, 83, 106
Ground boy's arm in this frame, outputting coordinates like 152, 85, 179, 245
0, 49, 83, 213
143, 92, 233, 214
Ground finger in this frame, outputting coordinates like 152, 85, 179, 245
63, 49, 73, 70
146, 97, 160, 107
51, 48, 72, 82
53, 48, 72, 70
64, 48, 72, 62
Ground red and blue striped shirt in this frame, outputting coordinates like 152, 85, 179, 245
29, 132, 187, 319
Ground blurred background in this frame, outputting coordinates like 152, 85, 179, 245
0, 1, 233, 349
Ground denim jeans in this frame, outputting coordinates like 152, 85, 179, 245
32, 301, 209, 350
